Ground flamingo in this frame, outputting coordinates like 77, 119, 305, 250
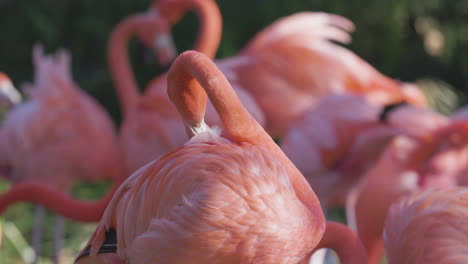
152, 0, 428, 137
0, 46, 123, 262
346, 120, 468, 264
109, 7, 264, 174
280, 95, 400, 209
383, 187, 468, 264
75, 50, 366, 264
280, 96, 447, 210
280, 99, 448, 264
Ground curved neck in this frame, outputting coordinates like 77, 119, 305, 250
160, 0, 222, 58
167, 50, 323, 216
190, 0, 222, 57
108, 15, 142, 116
308, 222, 368, 264
0, 179, 124, 222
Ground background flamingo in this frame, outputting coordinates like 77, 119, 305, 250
383, 187, 468, 264
280, 101, 449, 263
75, 50, 366, 264
152, 0, 428, 137
0, 45, 122, 263
346, 120, 468, 264
279, 95, 446, 211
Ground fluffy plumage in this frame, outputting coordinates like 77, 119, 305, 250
384, 187, 468, 264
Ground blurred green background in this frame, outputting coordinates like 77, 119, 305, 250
0, 0, 467, 263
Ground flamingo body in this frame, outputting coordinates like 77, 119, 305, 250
83, 131, 320, 263
0, 47, 121, 189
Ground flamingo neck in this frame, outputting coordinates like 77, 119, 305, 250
306, 222, 368, 264
108, 15, 141, 117
167, 51, 323, 217
0, 180, 124, 222
190, 0, 222, 57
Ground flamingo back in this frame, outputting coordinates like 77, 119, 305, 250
383, 187, 468, 264
0, 47, 121, 188
82, 131, 320, 264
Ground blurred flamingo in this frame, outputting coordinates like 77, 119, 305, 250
280, 97, 445, 211
109, 7, 264, 174
383, 187, 468, 264
153, 0, 427, 137
0, 46, 123, 263
346, 120, 468, 264
281, 95, 398, 209
75, 50, 366, 264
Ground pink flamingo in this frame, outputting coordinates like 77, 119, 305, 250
280, 98, 448, 263
280, 95, 400, 209
346, 120, 468, 264
0, 45, 123, 262
110, 5, 264, 174
383, 187, 468, 264
75, 50, 366, 264
280, 96, 446, 210
152, 0, 427, 137
0, 72, 22, 110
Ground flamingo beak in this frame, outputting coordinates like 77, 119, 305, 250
153, 32, 178, 67
0, 79, 22, 109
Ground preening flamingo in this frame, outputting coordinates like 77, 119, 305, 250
346, 120, 468, 264
75, 51, 366, 264
0, 72, 22, 110
383, 187, 468, 264
0, 46, 123, 262
110, 5, 264, 174
153, 0, 427, 137
280, 95, 402, 209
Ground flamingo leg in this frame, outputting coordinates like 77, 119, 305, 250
52, 214, 65, 264
309, 248, 328, 264
309, 208, 330, 264
31, 205, 45, 264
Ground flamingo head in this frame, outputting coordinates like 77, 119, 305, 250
134, 9, 177, 67
152, 0, 189, 24
0, 72, 22, 109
